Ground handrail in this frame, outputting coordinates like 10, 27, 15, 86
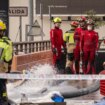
13, 39, 105, 55
13, 40, 51, 55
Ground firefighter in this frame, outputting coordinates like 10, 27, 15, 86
50, 17, 66, 72
0, 20, 13, 105
81, 19, 99, 74
63, 21, 78, 74
74, 16, 87, 74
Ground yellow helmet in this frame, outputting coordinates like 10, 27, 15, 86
53, 17, 62, 23
0, 20, 6, 30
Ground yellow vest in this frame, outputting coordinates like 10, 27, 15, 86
0, 36, 13, 73
0, 36, 13, 62
63, 30, 75, 44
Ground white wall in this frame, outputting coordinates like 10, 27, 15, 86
9, 0, 105, 42
25, 15, 71, 41
95, 26, 105, 39
9, 0, 29, 42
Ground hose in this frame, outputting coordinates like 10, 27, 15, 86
61, 80, 100, 98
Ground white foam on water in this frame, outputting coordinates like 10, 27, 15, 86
7, 64, 60, 103
7, 64, 96, 104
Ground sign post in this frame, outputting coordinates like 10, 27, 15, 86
20, 16, 22, 42
9, 7, 28, 41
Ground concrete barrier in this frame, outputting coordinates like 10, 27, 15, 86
11, 50, 53, 72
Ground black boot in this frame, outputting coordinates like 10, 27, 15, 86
65, 67, 73, 74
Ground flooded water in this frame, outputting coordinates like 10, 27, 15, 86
7, 64, 62, 103
7, 64, 101, 104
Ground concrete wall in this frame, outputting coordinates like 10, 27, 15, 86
9, 0, 105, 42
11, 50, 52, 71
9, 0, 29, 42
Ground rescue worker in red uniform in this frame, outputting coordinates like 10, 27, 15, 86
63, 21, 78, 74
74, 16, 87, 74
81, 20, 99, 74
50, 17, 66, 71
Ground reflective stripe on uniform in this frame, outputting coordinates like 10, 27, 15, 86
2, 92, 7, 97
0, 48, 3, 58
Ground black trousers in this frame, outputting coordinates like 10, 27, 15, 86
55, 53, 66, 74
0, 79, 8, 105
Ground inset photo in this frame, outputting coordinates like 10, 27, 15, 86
1, 0, 105, 105
0, 0, 105, 76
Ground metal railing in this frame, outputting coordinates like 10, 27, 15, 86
13, 40, 51, 55
13, 39, 105, 55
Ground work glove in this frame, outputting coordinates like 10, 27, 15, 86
64, 48, 67, 54
51, 93, 64, 102
62, 47, 67, 54
52, 48, 57, 54
0, 60, 8, 73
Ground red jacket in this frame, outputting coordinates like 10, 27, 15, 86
50, 27, 65, 49
81, 30, 99, 51
74, 27, 83, 49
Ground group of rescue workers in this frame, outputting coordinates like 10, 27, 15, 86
50, 17, 99, 74
0, 17, 100, 104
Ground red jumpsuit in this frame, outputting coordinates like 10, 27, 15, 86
50, 27, 65, 66
74, 27, 84, 73
81, 30, 99, 74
